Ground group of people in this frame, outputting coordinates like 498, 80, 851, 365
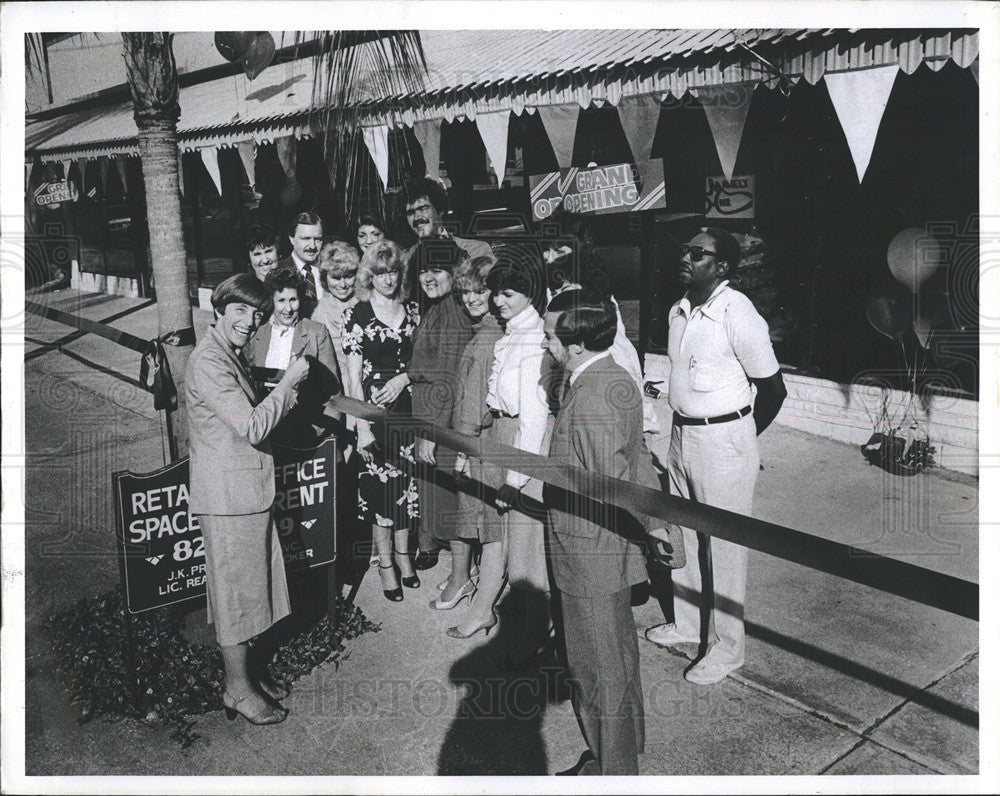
184, 176, 786, 775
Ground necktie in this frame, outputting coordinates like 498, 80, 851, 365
301, 264, 318, 309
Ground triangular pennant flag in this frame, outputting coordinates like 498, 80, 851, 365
475, 110, 511, 187
412, 119, 442, 179
25, 162, 33, 192
114, 155, 129, 195
98, 157, 111, 193
971, 58, 979, 85
616, 94, 661, 164
61, 159, 73, 182
694, 83, 756, 181
76, 158, 88, 193
824, 64, 898, 183
276, 135, 297, 182
199, 147, 223, 196
537, 103, 580, 168
362, 124, 390, 189
236, 140, 257, 187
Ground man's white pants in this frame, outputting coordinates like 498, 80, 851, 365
666, 413, 759, 667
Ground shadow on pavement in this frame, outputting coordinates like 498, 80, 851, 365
436, 587, 572, 775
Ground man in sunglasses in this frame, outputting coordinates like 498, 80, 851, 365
643, 227, 786, 686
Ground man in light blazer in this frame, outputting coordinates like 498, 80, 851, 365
542, 289, 685, 775
246, 266, 341, 447
186, 273, 309, 725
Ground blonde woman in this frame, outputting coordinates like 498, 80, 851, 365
315, 240, 361, 378
342, 241, 421, 601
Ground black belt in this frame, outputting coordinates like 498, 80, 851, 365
489, 408, 516, 419
673, 405, 752, 426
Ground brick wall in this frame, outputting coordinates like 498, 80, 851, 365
643, 353, 977, 476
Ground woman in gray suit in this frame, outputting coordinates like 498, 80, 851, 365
246, 266, 340, 447
185, 274, 309, 726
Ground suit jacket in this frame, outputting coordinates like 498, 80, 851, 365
245, 317, 341, 445
545, 356, 656, 598
185, 324, 298, 515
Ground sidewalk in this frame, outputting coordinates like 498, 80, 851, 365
21, 290, 978, 778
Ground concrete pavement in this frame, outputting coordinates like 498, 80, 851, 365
19, 289, 979, 779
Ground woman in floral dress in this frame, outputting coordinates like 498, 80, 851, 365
342, 241, 422, 601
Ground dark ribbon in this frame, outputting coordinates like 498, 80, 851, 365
139, 339, 177, 411
138, 328, 193, 411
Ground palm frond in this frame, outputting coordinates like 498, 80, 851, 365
299, 31, 427, 222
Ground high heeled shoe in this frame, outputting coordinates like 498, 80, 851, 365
378, 563, 403, 601
437, 563, 479, 590
255, 673, 290, 702
393, 549, 420, 589
429, 579, 476, 610
222, 689, 288, 725
446, 610, 498, 639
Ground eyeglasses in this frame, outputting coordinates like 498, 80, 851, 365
680, 244, 718, 260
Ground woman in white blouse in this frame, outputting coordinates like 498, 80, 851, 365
446, 247, 553, 665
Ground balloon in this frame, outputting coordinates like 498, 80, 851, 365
887, 227, 942, 292
214, 32, 255, 62
242, 33, 276, 81
913, 314, 932, 348
917, 267, 953, 327
865, 289, 911, 342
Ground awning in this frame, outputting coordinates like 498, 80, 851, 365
27, 28, 979, 163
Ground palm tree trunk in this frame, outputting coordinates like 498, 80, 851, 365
122, 33, 192, 456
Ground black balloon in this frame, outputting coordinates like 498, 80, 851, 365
214, 32, 255, 62
917, 267, 952, 327
864, 289, 911, 342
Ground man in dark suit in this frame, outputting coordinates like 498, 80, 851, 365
277, 211, 324, 315
542, 289, 684, 775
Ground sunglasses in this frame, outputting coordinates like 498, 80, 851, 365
680, 244, 718, 260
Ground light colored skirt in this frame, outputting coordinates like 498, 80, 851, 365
199, 511, 291, 647
463, 415, 550, 592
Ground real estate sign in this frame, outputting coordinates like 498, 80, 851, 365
113, 438, 337, 614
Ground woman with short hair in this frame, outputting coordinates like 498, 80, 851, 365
432, 254, 503, 610
353, 213, 387, 254
246, 266, 340, 447
342, 241, 421, 601
185, 273, 309, 725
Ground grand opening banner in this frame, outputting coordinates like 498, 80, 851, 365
529, 159, 666, 220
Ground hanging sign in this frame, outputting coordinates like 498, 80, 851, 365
705, 175, 755, 219
529, 159, 665, 221
33, 180, 79, 209
113, 439, 337, 614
